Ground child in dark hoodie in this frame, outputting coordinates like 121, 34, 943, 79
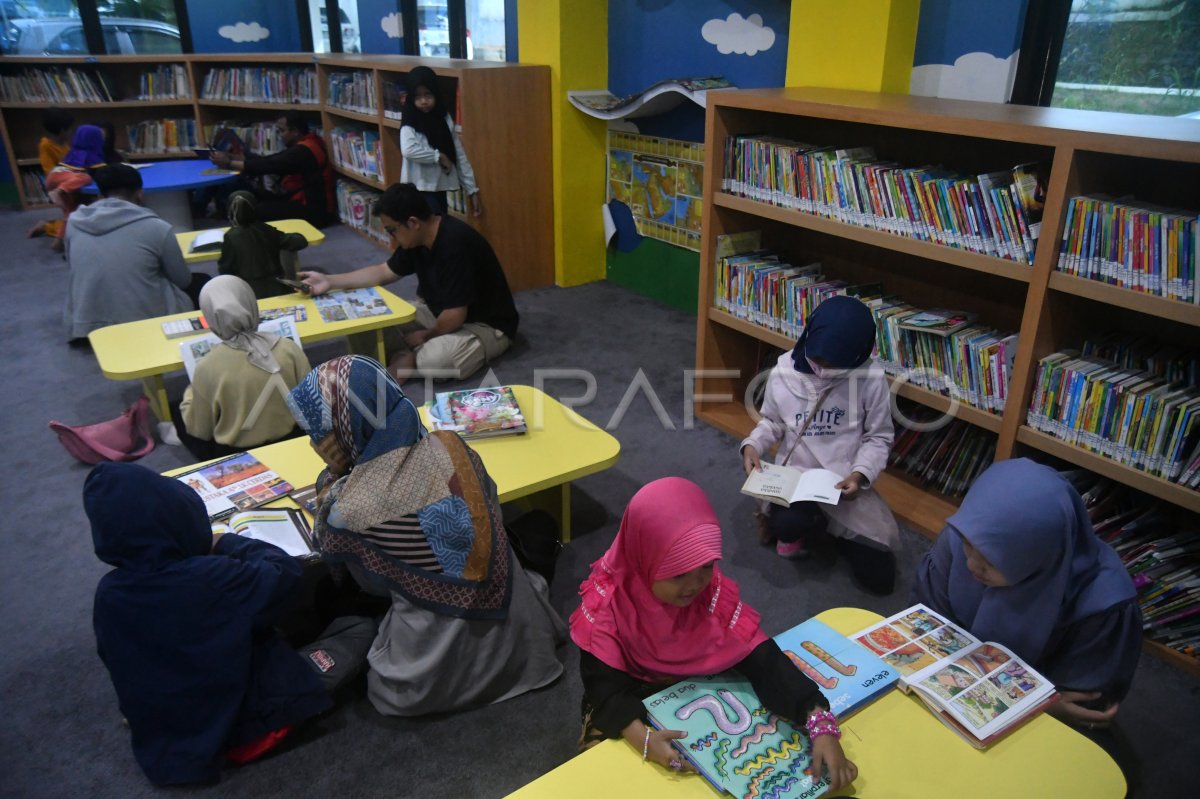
217, 190, 310, 299
87, 462, 374, 785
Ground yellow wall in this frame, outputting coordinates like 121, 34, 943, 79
518, 0, 608, 286
786, 0, 920, 92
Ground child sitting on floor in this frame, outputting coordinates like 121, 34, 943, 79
26, 107, 74, 241
218, 191, 310, 299
740, 295, 901, 594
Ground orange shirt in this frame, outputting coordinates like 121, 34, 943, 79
38, 136, 69, 173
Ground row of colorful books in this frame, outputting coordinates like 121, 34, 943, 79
1028, 337, 1200, 486
721, 134, 1045, 264
381, 80, 406, 120
199, 67, 318, 104
336, 180, 387, 244
137, 64, 189, 100
1066, 470, 1199, 662
20, 168, 49, 204
1057, 195, 1198, 304
327, 71, 377, 115
203, 121, 290, 156
329, 126, 382, 182
889, 407, 997, 497
125, 119, 199, 154
0, 66, 114, 104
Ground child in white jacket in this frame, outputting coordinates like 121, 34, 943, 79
740, 296, 901, 594
399, 66, 482, 217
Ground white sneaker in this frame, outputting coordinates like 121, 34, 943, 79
157, 421, 182, 446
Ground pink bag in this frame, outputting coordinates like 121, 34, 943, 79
49, 395, 156, 464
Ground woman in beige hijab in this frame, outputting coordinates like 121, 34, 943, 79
172, 275, 310, 460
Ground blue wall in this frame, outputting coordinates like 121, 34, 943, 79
187, 2, 303, 53
358, 0, 406, 54
913, 0, 1028, 66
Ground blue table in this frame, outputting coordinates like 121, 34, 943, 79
81, 159, 239, 232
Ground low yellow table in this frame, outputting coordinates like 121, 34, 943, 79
167, 386, 620, 542
175, 219, 326, 265
506, 607, 1126, 799
89, 288, 415, 421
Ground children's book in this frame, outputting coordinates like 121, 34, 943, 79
896, 308, 977, 337
773, 617, 899, 718
188, 228, 226, 253
313, 287, 392, 323
852, 604, 1058, 748
740, 464, 842, 508
212, 507, 314, 558
428, 386, 527, 439
178, 317, 303, 381
644, 674, 831, 799
176, 452, 294, 521
161, 305, 306, 339
289, 484, 320, 514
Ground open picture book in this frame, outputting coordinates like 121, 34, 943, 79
175, 452, 294, 521
212, 507, 314, 558
641, 617, 898, 798
740, 464, 842, 508
178, 317, 303, 381
852, 604, 1057, 748
312, 287, 392, 323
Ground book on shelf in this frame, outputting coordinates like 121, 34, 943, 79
336, 180, 387, 243
0, 66, 114, 103
126, 118, 198, 154
137, 64, 190, 100
896, 308, 977, 337
161, 305, 307, 339
176, 452, 295, 521
853, 604, 1057, 748
212, 507, 314, 558
200, 66, 318, 104
889, 408, 997, 497
178, 317, 303, 381
313, 288, 391, 323
741, 464, 842, 507
641, 616, 896, 798
428, 386, 526, 439
568, 76, 732, 120
327, 71, 378, 115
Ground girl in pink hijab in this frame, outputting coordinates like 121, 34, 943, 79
570, 477, 857, 791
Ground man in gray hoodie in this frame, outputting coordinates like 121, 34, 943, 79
64, 165, 201, 343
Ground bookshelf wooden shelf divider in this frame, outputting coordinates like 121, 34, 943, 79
696, 87, 1200, 676
0, 53, 553, 291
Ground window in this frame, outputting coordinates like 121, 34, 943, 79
96, 0, 181, 55
1, 0, 81, 55
464, 0, 504, 61
0, 0, 186, 55
1015, 0, 1200, 118
418, 0, 449, 57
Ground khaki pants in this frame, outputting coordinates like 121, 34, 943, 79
351, 299, 510, 380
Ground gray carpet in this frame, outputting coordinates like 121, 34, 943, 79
1, 207, 1196, 798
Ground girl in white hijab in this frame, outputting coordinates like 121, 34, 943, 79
173, 275, 311, 460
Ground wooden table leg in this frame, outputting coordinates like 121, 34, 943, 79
143, 375, 170, 422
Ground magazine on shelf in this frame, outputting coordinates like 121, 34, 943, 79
176, 452, 295, 521
896, 308, 977, 337
740, 464, 842, 508
852, 604, 1057, 748
313, 287, 392, 323
568, 77, 732, 120
428, 386, 526, 439
212, 507, 314, 558
178, 317, 303, 381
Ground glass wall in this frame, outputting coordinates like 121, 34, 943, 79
465, 0, 503, 61
417, 0, 448, 56
1, 0, 82, 55
97, 1, 181, 55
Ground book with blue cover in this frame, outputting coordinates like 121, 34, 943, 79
773, 617, 899, 719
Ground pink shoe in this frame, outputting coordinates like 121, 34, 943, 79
776, 539, 808, 560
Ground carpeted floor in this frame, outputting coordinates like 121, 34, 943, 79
1, 206, 1196, 798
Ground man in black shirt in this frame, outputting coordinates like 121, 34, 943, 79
211, 113, 335, 228
299, 182, 519, 382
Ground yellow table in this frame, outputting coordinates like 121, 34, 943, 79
175, 219, 326, 264
168, 386, 620, 542
89, 288, 415, 421
506, 608, 1126, 799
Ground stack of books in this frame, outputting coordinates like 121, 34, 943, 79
1057, 195, 1197, 303
722, 135, 1046, 264
327, 71, 377, 114
1028, 335, 1200, 485
200, 67, 318, 104
888, 405, 997, 497
329, 126, 382, 181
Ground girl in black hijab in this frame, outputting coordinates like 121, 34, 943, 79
399, 66, 483, 216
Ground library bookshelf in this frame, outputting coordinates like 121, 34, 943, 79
694, 88, 1200, 675
0, 54, 553, 291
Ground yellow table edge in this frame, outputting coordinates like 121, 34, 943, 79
176, 219, 326, 264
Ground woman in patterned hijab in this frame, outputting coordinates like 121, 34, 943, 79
287, 355, 566, 716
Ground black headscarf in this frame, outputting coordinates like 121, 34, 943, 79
790, 295, 877, 373
401, 66, 457, 165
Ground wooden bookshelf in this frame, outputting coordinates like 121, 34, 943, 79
696, 88, 1200, 673
0, 54, 554, 291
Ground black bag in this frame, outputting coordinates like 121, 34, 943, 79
506, 510, 562, 585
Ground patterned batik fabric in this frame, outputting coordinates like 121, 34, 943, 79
317, 430, 512, 620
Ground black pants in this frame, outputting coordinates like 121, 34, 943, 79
185, 273, 211, 311
421, 190, 448, 216
767, 502, 897, 595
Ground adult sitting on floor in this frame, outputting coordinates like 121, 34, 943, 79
63, 164, 205, 344
298, 183, 518, 383
210, 113, 335, 228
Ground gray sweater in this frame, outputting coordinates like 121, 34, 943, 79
64, 198, 192, 340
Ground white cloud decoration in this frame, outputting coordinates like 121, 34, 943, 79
701, 13, 775, 56
381, 12, 403, 40
910, 51, 1020, 103
218, 22, 270, 44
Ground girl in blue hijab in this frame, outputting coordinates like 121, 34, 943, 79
741, 295, 901, 593
911, 459, 1141, 730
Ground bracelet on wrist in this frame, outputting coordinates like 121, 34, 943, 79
805, 708, 842, 741
642, 727, 651, 761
